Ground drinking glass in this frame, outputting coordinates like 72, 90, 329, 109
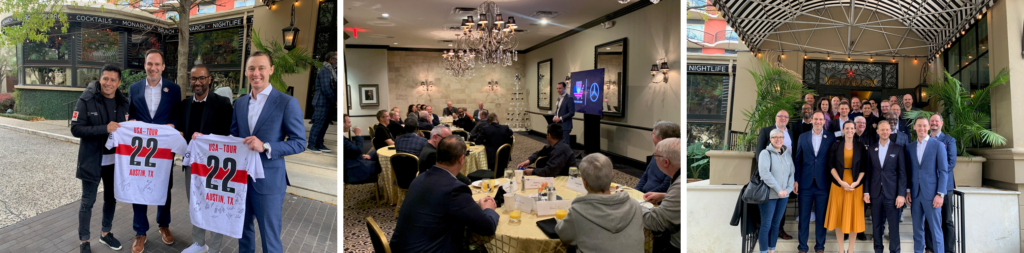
555, 209, 568, 220
509, 209, 522, 225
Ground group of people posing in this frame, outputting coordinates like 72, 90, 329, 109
750, 93, 957, 253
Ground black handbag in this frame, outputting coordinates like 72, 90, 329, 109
741, 150, 773, 204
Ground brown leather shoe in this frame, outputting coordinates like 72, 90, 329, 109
131, 235, 145, 253
778, 230, 793, 240
816, 251, 825, 253
158, 227, 174, 245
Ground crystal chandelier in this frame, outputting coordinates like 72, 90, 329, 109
441, 34, 476, 78
457, 1, 519, 67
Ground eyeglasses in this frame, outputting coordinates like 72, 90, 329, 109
776, 115, 790, 118
770, 136, 785, 139
189, 76, 210, 82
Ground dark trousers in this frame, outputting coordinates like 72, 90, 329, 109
562, 129, 572, 145
133, 171, 172, 235
79, 165, 116, 241
871, 196, 901, 253
798, 185, 830, 252
308, 105, 333, 148
758, 197, 788, 252
925, 193, 955, 253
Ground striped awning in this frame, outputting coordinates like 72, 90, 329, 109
710, 0, 995, 62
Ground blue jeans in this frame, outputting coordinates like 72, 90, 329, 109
758, 197, 788, 253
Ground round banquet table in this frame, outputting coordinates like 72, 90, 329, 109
376, 144, 489, 205
467, 176, 655, 253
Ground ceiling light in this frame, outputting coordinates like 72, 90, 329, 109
540, 18, 548, 25
394, 42, 398, 44
382, 13, 389, 17
606, 47, 611, 50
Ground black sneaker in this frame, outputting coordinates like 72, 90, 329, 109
99, 232, 122, 250
307, 146, 322, 153
857, 232, 868, 241
318, 145, 332, 153
81, 242, 92, 253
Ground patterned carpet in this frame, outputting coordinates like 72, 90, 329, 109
343, 132, 641, 252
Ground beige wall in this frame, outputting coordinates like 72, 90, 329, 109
987, 0, 1024, 149
249, 0, 319, 117
385, 51, 527, 125
523, 0, 681, 161
344, 48, 390, 131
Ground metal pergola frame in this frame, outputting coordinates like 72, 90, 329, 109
698, 0, 996, 63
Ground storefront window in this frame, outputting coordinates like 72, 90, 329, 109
128, 32, 161, 68
77, 68, 101, 87
687, 74, 728, 117
23, 35, 70, 61
24, 67, 72, 86
80, 27, 120, 63
687, 122, 726, 150
191, 28, 241, 65
945, 13, 989, 94
209, 70, 244, 95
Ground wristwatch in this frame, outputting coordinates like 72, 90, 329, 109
937, 192, 945, 198
263, 143, 271, 153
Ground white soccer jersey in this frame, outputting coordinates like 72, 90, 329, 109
104, 121, 188, 205
182, 134, 264, 239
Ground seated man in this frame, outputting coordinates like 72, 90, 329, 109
642, 138, 682, 252
395, 118, 428, 155
388, 111, 404, 138
516, 124, 579, 177
476, 112, 514, 171
390, 136, 499, 252
453, 107, 476, 130
556, 153, 644, 252
636, 121, 679, 193
469, 109, 489, 142
343, 115, 379, 183
419, 125, 473, 185
418, 111, 434, 132
427, 105, 440, 126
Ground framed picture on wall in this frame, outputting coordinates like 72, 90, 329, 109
359, 84, 379, 106
346, 84, 351, 110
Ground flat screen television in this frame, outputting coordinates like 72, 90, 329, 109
570, 69, 605, 115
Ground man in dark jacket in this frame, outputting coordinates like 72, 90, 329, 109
176, 64, 234, 253
307, 51, 337, 153
71, 65, 128, 253
516, 124, 579, 177
476, 113, 514, 171
469, 109, 489, 142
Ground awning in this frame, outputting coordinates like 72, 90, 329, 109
710, 0, 995, 62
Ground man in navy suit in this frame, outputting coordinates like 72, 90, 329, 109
552, 82, 575, 145
794, 110, 835, 253
390, 135, 500, 252
864, 120, 907, 253
126, 49, 182, 252
925, 114, 957, 253
229, 51, 308, 253
905, 116, 949, 253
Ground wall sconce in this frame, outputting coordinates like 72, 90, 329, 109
281, 1, 300, 51
420, 81, 434, 91
652, 58, 669, 83
565, 75, 571, 82
914, 83, 930, 107
487, 80, 499, 91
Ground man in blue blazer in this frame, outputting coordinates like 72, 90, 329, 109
794, 111, 835, 253
390, 135, 500, 252
343, 114, 378, 184
925, 114, 957, 253
864, 120, 907, 253
126, 49, 182, 251
905, 116, 948, 253
552, 82, 575, 145
230, 51, 308, 253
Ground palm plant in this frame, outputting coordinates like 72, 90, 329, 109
904, 69, 1009, 157
732, 53, 814, 151
250, 29, 323, 93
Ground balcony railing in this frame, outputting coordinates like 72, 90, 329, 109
687, 28, 740, 46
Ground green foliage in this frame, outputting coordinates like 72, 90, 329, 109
687, 142, 711, 180
904, 69, 1009, 157
250, 29, 323, 93
14, 89, 80, 120
0, 1, 69, 48
0, 93, 14, 112
733, 54, 814, 151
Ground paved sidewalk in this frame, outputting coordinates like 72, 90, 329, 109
0, 117, 338, 252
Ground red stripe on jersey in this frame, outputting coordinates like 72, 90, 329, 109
115, 144, 175, 160
189, 163, 249, 184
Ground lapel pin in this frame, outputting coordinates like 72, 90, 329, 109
874, 147, 878, 151
163, 87, 168, 92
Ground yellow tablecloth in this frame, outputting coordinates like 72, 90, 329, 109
467, 176, 655, 253
376, 144, 489, 205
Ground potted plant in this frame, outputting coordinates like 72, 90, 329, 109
707, 54, 813, 185
687, 142, 710, 183
904, 69, 1009, 187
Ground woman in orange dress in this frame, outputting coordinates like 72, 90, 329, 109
823, 121, 867, 253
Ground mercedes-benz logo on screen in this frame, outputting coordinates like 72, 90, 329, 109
589, 82, 600, 102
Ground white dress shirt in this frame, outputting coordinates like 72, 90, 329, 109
916, 135, 930, 165
144, 79, 163, 119
249, 87, 273, 156
835, 117, 849, 136
878, 138, 890, 168
554, 93, 565, 116
193, 92, 208, 103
